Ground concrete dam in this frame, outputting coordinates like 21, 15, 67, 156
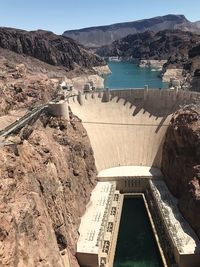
69, 89, 200, 172
67, 88, 200, 267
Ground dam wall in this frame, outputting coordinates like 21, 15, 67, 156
69, 89, 200, 172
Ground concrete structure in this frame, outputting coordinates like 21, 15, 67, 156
70, 89, 200, 267
98, 166, 162, 193
150, 180, 200, 267
69, 89, 200, 172
76, 182, 123, 267
0, 104, 46, 138
170, 78, 181, 88
48, 100, 69, 120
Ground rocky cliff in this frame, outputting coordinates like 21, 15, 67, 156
162, 42, 200, 90
0, 112, 97, 267
162, 108, 200, 238
63, 14, 200, 48
185, 44, 200, 91
0, 47, 63, 115
97, 29, 200, 60
0, 28, 105, 70
97, 29, 200, 89
0, 43, 108, 116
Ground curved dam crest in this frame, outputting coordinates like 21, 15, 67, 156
69, 89, 200, 172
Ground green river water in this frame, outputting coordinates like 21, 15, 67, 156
113, 198, 163, 267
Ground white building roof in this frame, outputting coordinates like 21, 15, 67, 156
150, 180, 200, 254
98, 166, 162, 178
77, 182, 116, 254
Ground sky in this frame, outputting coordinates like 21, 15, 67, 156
0, 0, 200, 34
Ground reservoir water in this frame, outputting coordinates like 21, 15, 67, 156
113, 197, 163, 267
104, 62, 168, 89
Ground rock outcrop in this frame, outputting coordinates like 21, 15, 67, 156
97, 30, 200, 60
162, 108, 200, 238
0, 45, 108, 116
0, 48, 63, 115
0, 28, 105, 70
63, 14, 200, 48
97, 29, 200, 89
0, 112, 97, 267
139, 60, 167, 71
92, 65, 111, 76
185, 44, 200, 91
162, 68, 184, 82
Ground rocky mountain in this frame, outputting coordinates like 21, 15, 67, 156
176, 20, 200, 33
0, 27, 105, 70
187, 45, 200, 92
0, 47, 64, 115
0, 112, 97, 267
162, 107, 200, 239
97, 29, 200, 91
97, 29, 200, 60
63, 14, 200, 48
0, 25, 110, 116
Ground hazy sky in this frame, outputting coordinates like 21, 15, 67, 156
0, 0, 199, 34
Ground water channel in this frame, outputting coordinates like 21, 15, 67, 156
113, 197, 163, 267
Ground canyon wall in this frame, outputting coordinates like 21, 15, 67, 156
0, 28, 105, 70
162, 108, 200, 238
0, 113, 97, 267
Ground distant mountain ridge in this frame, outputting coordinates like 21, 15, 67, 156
0, 27, 105, 70
63, 14, 200, 48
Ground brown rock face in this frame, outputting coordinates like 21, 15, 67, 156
0, 113, 97, 266
161, 108, 200, 238
97, 29, 200, 60
0, 47, 66, 115
0, 28, 105, 70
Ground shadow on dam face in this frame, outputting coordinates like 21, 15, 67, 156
69, 89, 200, 172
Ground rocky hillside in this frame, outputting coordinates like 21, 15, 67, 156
0, 43, 108, 116
97, 29, 200, 60
185, 44, 200, 91
162, 108, 200, 238
0, 112, 97, 267
63, 15, 200, 48
0, 47, 68, 115
0, 27, 105, 70
97, 29, 200, 90
160, 37, 200, 90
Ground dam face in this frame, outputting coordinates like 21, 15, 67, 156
72, 89, 200, 267
69, 89, 200, 172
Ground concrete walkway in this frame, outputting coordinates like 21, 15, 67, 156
97, 166, 162, 178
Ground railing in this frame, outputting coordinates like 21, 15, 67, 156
0, 104, 47, 137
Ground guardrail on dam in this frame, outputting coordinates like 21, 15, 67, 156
69, 88, 200, 172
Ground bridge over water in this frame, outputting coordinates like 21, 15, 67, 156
69, 88, 200, 173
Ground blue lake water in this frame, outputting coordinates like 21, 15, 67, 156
104, 62, 168, 90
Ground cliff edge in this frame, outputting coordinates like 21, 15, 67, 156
0, 112, 97, 267
162, 107, 200, 238
0, 28, 105, 70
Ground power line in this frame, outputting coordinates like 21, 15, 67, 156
74, 120, 170, 127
